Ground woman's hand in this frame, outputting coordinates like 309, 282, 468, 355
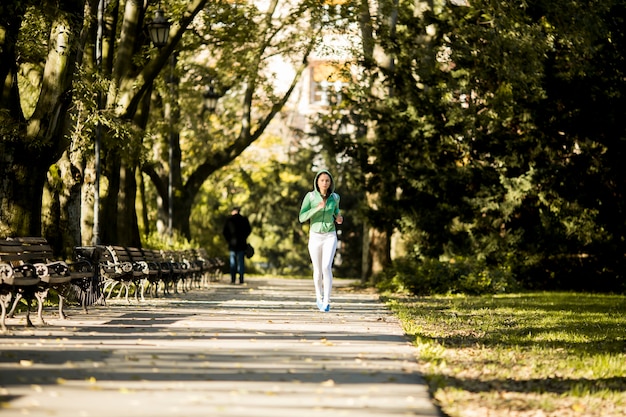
335, 214, 343, 225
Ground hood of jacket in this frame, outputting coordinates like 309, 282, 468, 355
313, 170, 335, 196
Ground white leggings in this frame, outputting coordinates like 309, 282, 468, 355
308, 231, 338, 304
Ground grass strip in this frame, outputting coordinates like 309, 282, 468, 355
384, 292, 626, 417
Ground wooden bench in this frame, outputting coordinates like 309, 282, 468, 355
0, 239, 41, 331
126, 246, 161, 300
139, 248, 172, 298
197, 248, 224, 283
160, 250, 188, 294
180, 249, 203, 290
98, 245, 144, 302
73, 246, 199, 300
7, 237, 74, 323
71, 246, 103, 313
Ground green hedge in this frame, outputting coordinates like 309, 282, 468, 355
378, 257, 519, 296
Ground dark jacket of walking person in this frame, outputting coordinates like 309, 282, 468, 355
222, 207, 252, 284
298, 170, 343, 312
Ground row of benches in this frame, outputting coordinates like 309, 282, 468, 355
0, 237, 224, 331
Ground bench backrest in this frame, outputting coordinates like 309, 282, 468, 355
0, 239, 26, 265
126, 247, 145, 263
100, 245, 132, 264
14, 237, 55, 264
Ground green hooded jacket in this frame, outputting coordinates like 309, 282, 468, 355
299, 170, 341, 233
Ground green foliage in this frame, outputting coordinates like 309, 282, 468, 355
5, 0, 626, 292
188, 134, 317, 273
184, 123, 364, 277
143, 229, 199, 251
329, 0, 626, 290
378, 256, 518, 296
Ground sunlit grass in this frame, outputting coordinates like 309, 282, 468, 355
385, 292, 626, 416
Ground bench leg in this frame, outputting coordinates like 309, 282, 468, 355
147, 280, 157, 298
133, 280, 140, 302
0, 292, 12, 332
140, 279, 147, 301
7, 293, 22, 318
35, 288, 48, 326
58, 294, 68, 320
8, 292, 36, 327
103, 280, 118, 299
25, 297, 34, 327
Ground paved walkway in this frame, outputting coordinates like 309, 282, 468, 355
0, 277, 442, 417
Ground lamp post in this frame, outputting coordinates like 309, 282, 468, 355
148, 12, 221, 238
147, 9, 174, 236
93, 0, 105, 246
166, 54, 177, 238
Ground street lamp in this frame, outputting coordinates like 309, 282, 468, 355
203, 84, 221, 113
165, 54, 177, 238
147, 9, 170, 47
93, 0, 106, 245
147, 8, 174, 236
148, 11, 222, 238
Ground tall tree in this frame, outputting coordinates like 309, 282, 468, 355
374, 0, 625, 288
141, 0, 325, 240
1, 0, 325, 252
0, 0, 85, 239
324, 0, 626, 290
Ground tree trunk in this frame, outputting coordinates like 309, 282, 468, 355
0, 150, 49, 237
100, 154, 120, 244
0, 3, 84, 239
356, 0, 399, 282
40, 150, 87, 258
117, 162, 141, 247
368, 227, 391, 285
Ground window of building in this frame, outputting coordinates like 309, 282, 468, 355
310, 61, 350, 106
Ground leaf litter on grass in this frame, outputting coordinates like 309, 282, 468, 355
386, 292, 626, 417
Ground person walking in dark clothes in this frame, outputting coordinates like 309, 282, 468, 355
222, 207, 252, 284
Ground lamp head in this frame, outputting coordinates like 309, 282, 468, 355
147, 10, 170, 48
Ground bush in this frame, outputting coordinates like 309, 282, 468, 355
378, 256, 518, 296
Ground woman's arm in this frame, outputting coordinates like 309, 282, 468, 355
299, 192, 317, 223
333, 194, 343, 224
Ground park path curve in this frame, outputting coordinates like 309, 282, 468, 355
0, 276, 442, 417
